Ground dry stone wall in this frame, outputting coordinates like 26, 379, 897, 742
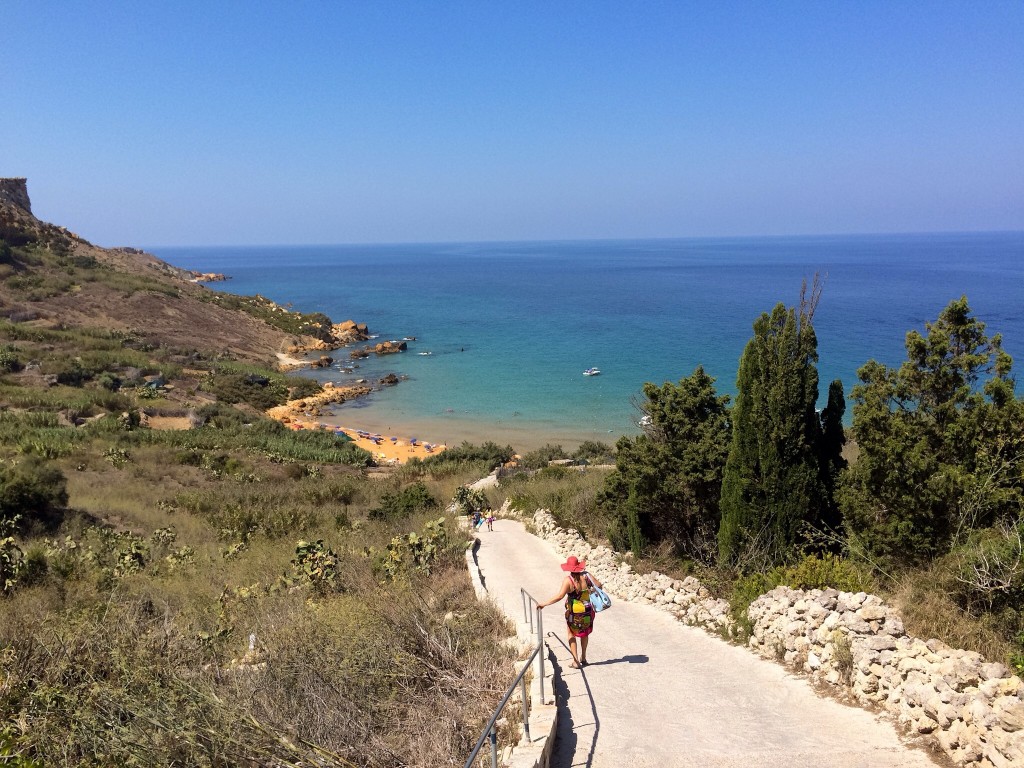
748, 587, 1024, 768
523, 506, 1024, 767
528, 507, 732, 632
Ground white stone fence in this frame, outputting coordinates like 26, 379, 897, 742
523, 505, 1024, 768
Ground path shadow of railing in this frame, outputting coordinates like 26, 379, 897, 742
584, 654, 648, 666
548, 634, 600, 768
470, 538, 485, 590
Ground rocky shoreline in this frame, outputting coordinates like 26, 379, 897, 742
266, 381, 373, 424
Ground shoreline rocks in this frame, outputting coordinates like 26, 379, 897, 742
286, 320, 372, 356
265, 381, 373, 422
350, 340, 407, 358
188, 271, 230, 283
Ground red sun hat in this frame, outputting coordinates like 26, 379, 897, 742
560, 555, 587, 573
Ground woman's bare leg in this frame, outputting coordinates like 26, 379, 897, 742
580, 635, 589, 665
568, 632, 580, 667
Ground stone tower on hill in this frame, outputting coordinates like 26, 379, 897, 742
0, 178, 32, 214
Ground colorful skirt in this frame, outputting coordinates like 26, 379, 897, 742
565, 597, 595, 637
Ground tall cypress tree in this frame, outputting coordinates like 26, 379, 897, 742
817, 379, 847, 535
718, 292, 825, 568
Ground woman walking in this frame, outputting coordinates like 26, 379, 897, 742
538, 555, 604, 668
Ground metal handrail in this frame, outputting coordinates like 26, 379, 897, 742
463, 641, 542, 768
520, 589, 546, 703
464, 591, 547, 768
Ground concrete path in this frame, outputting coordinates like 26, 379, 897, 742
474, 519, 943, 768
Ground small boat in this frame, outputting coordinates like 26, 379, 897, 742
418, 351, 432, 356
583, 367, 601, 376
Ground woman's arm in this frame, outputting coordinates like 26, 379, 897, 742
538, 577, 570, 609
586, 572, 603, 589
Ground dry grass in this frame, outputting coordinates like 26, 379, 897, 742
1, 430, 515, 766
890, 563, 1016, 663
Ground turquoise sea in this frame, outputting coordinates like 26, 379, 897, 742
154, 233, 1024, 451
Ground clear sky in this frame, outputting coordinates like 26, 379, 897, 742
3, 1, 1022, 246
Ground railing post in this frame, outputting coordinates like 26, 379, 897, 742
520, 675, 528, 741
537, 606, 545, 704
489, 725, 498, 768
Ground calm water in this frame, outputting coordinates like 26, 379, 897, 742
154, 233, 1024, 451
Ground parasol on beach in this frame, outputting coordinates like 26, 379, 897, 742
390, 437, 398, 442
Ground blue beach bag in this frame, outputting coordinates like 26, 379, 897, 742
586, 576, 612, 612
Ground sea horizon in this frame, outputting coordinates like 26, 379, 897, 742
146, 228, 1024, 251
154, 231, 1024, 453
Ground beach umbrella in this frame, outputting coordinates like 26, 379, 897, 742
390, 437, 398, 442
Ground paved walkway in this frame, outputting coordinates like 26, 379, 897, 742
474, 519, 943, 768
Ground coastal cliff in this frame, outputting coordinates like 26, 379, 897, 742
0, 177, 362, 365
0, 177, 31, 213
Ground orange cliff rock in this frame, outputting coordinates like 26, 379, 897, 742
266, 382, 373, 424
286, 320, 372, 355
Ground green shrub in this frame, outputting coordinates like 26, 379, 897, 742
421, 441, 514, 471
286, 376, 322, 399
0, 726, 42, 767
573, 440, 615, 464
51, 361, 91, 387
369, 482, 439, 521
377, 517, 452, 580
95, 372, 121, 391
537, 465, 571, 480
521, 444, 568, 469
302, 480, 358, 507
0, 516, 24, 593
946, 522, 1024, 613
729, 571, 777, 637
204, 371, 287, 410
0, 345, 22, 373
778, 553, 875, 593
453, 485, 487, 515
727, 554, 874, 639
292, 539, 344, 594
0, 459, 68, 530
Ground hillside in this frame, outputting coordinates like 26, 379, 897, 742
0, 177, 324, 363
0, 179, 515, 766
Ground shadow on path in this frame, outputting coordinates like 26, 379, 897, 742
548, 634, 600, 768
470, 538, 486, 590
583, 654, 648, 667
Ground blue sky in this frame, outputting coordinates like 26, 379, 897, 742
3, 1, 1022, 246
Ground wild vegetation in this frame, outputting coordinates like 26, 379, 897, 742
4, 192, 1022, 762
0, 225, 518, 766
523, 287, 1024, 672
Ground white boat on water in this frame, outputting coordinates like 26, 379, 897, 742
583, 367, 601, 376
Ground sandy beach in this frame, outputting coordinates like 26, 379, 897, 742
274, 346, 626, 458
281, 419, 446, 464
272, 354, 449, 464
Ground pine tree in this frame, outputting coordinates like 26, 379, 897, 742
718, 284, 825, 568
602, 366, 731, 561
839, 297, 1023, 568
